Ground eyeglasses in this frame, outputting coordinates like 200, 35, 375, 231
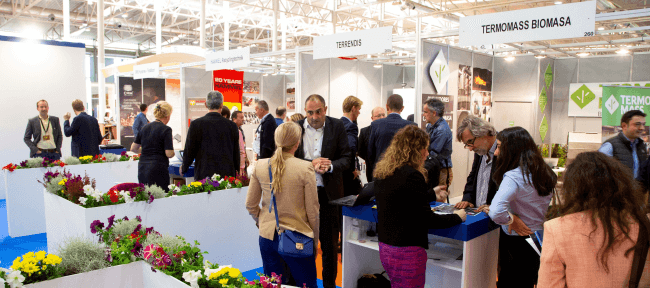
463, 136, 477, 148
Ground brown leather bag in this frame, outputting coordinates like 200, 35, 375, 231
629, 216, 650, 288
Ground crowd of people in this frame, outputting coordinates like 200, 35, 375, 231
24, 92, 650, 288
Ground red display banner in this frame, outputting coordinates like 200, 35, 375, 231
213, 70, 244, 104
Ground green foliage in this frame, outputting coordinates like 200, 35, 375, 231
112, 220, 143, 238
57, 237, 110, 275
64, 156, 81, 165
43, 175, 65, 194
26, 157, 44, 168
102, 153, 120, 162
556, 145, 567, 167
141, 234, 185, 251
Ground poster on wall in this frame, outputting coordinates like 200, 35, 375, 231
457, 65, 472, 125
243, 81, 260, 94
468, 67, 493, 122
421, 94, 454, 130
118, 77, 166, 149
213, 70, 244, 112
286, 82, 296, 112
187, 98, 208, 128
601, 86, 650, 143
569, 82, 650, 117
165, 79, 183, 150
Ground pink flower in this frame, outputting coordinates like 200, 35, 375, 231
143, 244, 159, 260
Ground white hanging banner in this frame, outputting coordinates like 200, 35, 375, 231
205, 47, 251, 71
313, 27, 392, 60
133, 62, 160, 79
459, 1, 596, 47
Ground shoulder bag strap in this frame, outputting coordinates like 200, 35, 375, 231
268, 164, 281, 233
629, 215, 650, 288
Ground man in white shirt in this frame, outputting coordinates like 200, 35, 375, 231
253, 100, 277, 160
24, 100, 63, 160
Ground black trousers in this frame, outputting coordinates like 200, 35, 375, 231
318, 187, 340, 288
497, 229, 540, 288
138, 162, 170, 190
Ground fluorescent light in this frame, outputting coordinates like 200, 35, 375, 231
598, 27, 604, 31
122, 13, 128, 18
616, 48, 630, 54
193, 40, 198, 44
577, 52, 589, 57
240, 31, 246, 35
534, 55, 546, 59
554, 1, 562, 4
263, 73, 269, 76
373, 63, 382, 68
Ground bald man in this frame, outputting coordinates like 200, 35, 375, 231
357, 106, 386, 181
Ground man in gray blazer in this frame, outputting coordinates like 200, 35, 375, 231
24, 100, 63, 160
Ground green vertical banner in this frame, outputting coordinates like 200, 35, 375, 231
602, 86, 650, 140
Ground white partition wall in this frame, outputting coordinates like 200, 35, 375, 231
356, 61, 383, 129
329, 58, 359, 119
0, 37, 86, 166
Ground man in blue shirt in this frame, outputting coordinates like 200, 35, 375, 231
275, 106, 286, 126
132, 103, 149, 140
423, 98, 453, 187
599, 109, 647, 178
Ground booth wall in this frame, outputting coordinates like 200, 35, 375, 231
183, 68, 213, 148
262, 75, 286, 117
0, 38, 85, 164
300, 53, 330, 106
549, 55, 650, 144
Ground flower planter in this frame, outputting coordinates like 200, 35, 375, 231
4, 161, 138, 237
24, 261, 190, 288
44, 186, 262, 272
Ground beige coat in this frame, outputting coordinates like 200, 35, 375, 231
245, 153, 320, 242
538, 212, 650, 288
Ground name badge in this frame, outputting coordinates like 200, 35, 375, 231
43, 135, 50, 141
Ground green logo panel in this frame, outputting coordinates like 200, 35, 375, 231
571, 84, 595, 109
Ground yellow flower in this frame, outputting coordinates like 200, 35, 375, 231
44, 254, 62, 266
58, 179, 68, 186
35, 251, 46, 261
24, 252, 35, 259
228, 268, 240, 278
219, 278, 228, 285
11, 257, 22, 270
190, 182, 203, 188
22, 262, 39, 276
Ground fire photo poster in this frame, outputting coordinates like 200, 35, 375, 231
471, 67, 493, 123
457, 65, 472, 126
286, 82, 295, 112
119, 77, 166, 149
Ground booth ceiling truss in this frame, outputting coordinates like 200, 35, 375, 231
0, 0, 648, 66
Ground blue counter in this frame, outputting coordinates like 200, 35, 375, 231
100, 148, 126, 155
168, 163, 195, 178
342, 202, 498, 242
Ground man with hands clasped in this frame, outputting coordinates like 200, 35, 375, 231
24, 100, 63, 160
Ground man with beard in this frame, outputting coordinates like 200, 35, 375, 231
454, 115, 498, 211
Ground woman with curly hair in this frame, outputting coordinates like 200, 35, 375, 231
538, 152, 650, 287
373, 125, 466, 288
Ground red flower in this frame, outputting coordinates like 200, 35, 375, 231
2, 163, 16, 172
108, 190, 119, 203
59, 162, 65, 167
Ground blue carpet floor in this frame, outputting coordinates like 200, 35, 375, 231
0, 199, 336, 288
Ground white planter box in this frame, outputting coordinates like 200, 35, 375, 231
44, 186, 262, 272
4, 161, 138, 237
25, 261, 190, 288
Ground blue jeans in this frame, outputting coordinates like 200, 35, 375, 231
35, 152, 61, 161
259, 231, 317, 288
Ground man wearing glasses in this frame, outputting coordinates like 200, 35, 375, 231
455, 115, 498, 211
599, 110, 647, 179
294, 94, 352, 288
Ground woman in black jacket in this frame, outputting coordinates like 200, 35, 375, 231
374, 125, 466, 288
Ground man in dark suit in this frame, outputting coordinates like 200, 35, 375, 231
294, 94, 352, 288
358, 106, 386, 181
132, 103, 149, 140
454, 115, 499, 210
24, 100, 63, 160
181, 91, 240, 181
367, 94, 416, 181
63, 99, 105, 157
341, 96, 363, 196
254, 100, 277, 160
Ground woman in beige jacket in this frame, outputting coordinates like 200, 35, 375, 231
245, 122, 320, 288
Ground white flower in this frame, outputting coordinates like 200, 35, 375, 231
78, 197, 88, 205
211, 174, 220, 182
6, 270, 25, 288
204, 268, 219, 278
168, 184, 176, 191
0, 277, 5, 285
91, 190, 103, 201
226, 182, 232, 189
124, 195, 134, 203
182, 270, 202, 288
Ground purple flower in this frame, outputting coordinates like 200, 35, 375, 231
147, 194, 154, 204
145, 227, 154, 234
131, 241, 143, 257
136, 216, 142, 222
106, 215, 116, 229
123, 216, 129, 221
105, 247, 113, 262
133, 224, 142, 235
19, 160, 27, 167
121, 151, 127, 156
90, 220, 105, 234
161, 254, 172, 266
151, 267, 157, 273
199, 178, 208, 184
129, 188, 138, 199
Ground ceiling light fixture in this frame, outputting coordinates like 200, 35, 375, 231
505, 55, 515, 61
534, 55, 546, 59
616, 48, 630, 54
554, 1, 562, 4
122, 13, 128, 18
373, 63, 382, 68
598, 27, 604, 31
263, 73, 269, 76
240, 31, 246, 35
577, 52, 589, 57
193, 40, 198, 44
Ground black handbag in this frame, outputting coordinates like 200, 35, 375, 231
357, 271, 391, 288
268, 165, 314, 258
629, 215, 650, 288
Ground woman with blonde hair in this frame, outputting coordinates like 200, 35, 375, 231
287, 113, 305, 123
131, 101, 175, 190
245, 122, 319, 288
374, 125, 466, 288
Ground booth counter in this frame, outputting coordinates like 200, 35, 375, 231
3, 161, 138, 237
342, 203, 500, 288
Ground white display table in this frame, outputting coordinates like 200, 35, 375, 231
342, 203, 500, 288
44, 186, 262, 272
25, 261, 189, 288
4, 161, 138, 237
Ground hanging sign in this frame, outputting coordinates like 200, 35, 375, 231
459, 1, 596, 47
213, 70, 244, 111
133, 62, 159, 79
569, 82, 650, 117
602, 86, 650, 141
205, 47, 251, 71
313, 26, 392, 60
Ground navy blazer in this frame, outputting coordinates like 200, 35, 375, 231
294, 117, 353, 201
132, 112, 149, 140
64, 112, 102, 157
462, 153, 498, 206
341, 116, 361, 196
367, 113, 416, 169
357, 125, 373, 181
258, 114, 278, 159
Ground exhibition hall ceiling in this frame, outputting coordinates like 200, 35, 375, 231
0, 0, 648, 65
